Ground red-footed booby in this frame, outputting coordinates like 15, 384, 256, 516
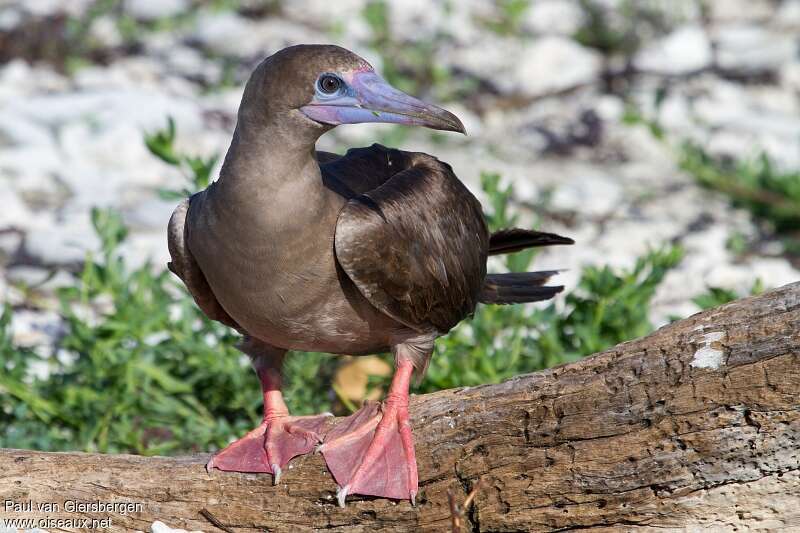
167, 44, 572, 507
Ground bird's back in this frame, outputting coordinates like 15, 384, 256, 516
330, 144, 490, 335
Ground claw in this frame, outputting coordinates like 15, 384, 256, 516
337, 485, 350, 508
272, 464, 282, 485
410, 490, 416, 507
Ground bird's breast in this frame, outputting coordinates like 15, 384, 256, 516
189, 193, 401, 354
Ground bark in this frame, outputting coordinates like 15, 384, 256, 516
1, 282, 799, 532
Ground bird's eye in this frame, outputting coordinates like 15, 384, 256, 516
318, 74, 342, 94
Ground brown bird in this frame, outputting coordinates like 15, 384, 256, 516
167, 44, 572, 507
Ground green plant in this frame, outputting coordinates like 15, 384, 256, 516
480, 0, 531, 35
621, 103, 665, 140
680, 143, 800, 239
1, 209, 252, 453
574, 0, 672, 57
145, 117, 218, 199
693, 280, 763, 310
623, 102, 800, 258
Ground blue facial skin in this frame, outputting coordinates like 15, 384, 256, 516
301, 70, 465, 134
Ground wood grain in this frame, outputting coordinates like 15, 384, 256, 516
1, 282, 799, 532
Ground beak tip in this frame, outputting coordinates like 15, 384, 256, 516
444, 113, 467, 135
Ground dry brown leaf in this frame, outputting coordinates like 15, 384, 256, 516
333, 356, 392, 402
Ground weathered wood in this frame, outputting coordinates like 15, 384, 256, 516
2, 282, 799, 532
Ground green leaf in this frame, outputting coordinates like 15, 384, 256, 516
144, 116, 180, 166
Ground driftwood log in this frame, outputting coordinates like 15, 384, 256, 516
1, 282, 799, 532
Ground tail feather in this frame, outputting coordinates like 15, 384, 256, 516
479, 271, 564, 305
489, 228, 573, 256
481, 227, 573, 305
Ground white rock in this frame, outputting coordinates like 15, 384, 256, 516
10, 308, 63, 349
6, 266, 52, 287
5, 266, 74, 293
282, 0, 369, 29
166, 45, 216, 80
126, 0, 188, 21
386, 0, 451, 41
781, 61, 800, 92
715, 25, 796, 73
89, 15, 123, 47
690, 331, 726, 369
513, 37, 601, 98
446, 35, 521, 90
191, 12, 253, 56
549, 169, 622, 217
0, 187, 35, 230
150, 520, 203, 533
192, 12, 323, 58
707, 0, 774, 23
76, 56, 173, 91
9, 88, 198, 128
705, 130, 759, 160
634, 26, 712, 75
654, 91, 694, 133
594, 94, 625, 122
702, 264, 758, 294
775, 0, 800, 29
691, 79, 747, 122
748, 257, 800, 289
120, 231, 171, 270
123, 198, 179, 231
522, 0, 583, 35
15, 0, 92, 17
41, 269, 78, 291
24, 211, 99, 266
0, 8, 22, 31
0, 231, 22, 257
0, 60, 69, 101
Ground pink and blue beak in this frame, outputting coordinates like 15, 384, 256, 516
301, 70, 465, 134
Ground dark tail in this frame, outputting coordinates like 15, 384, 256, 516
481, 228, 573, 305
488, 228, 574, 256
480, 271, 564, 304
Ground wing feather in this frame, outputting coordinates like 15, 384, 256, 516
334, 149, 489, 333
168, 196, 242, 332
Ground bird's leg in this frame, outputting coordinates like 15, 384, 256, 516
319, 345, 422, 507
207, 343, 331, 483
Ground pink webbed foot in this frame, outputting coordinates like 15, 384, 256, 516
319, 360, 418, 506
207, 344, 334, 482
207, 414, 331, 482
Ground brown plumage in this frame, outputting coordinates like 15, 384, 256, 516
166, 44, 572, 507
331, 145, 488, 334
488, 227, 574, 256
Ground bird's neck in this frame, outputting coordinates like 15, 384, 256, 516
218, 111, 321, 183
212, 113, 330, 222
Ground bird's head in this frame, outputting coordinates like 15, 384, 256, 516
246, 44, 465, 135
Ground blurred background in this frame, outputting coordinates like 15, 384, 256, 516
0, 0, 798, 455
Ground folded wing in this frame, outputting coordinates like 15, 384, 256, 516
167, 196, 242, 332
332, 146, 489, 334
